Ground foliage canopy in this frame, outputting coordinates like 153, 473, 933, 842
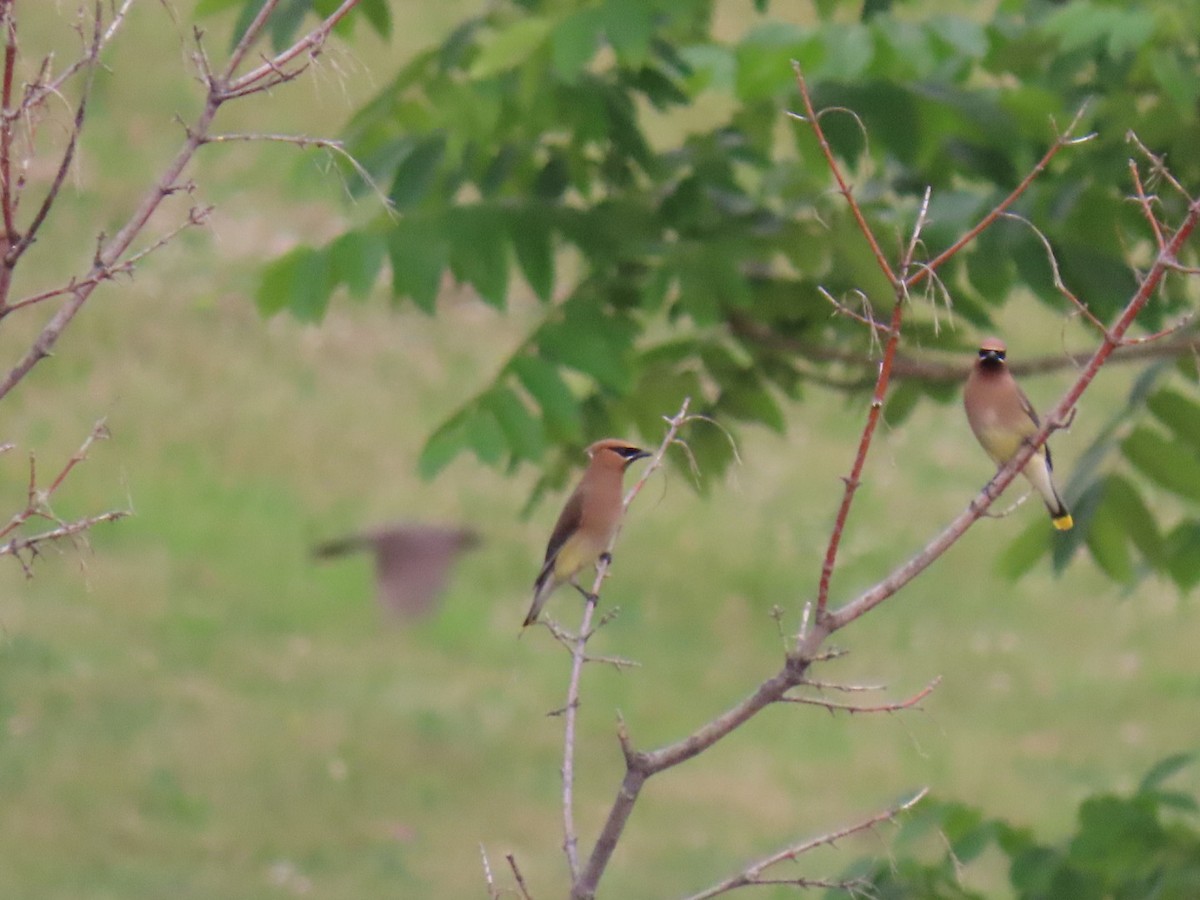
227, 0, 1200, 588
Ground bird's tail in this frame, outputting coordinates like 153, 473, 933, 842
1023, 455, 1073, 530
1048, 498, 1074, 531
523, 562, 557, 628
311, 534, 370, 559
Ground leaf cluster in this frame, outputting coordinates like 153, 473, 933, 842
236, 0, 1200, 580
847, 754, 1200, 899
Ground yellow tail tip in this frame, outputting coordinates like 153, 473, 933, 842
1052, 514, 1074, 531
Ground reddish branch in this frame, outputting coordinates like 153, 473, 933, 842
806, 64, 1092, 618
822, 193, 1200, 633
0, 420, 127, 573
562, 68, 1198, 900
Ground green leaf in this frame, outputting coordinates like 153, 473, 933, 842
509, 206, 555, 303
720, 376, 785, 433
602, 0, 654, 67
389, 133, 448, 212
680, 415, 736, 494
255, 246, 331, 323
510, 355, 582, 441
482, 387, 545, 462
256, 250, 299, 318
1042, 3, 1156, 58
1007, 845, 1062, 896
1070, 794, 1165, 873
447, 205, 509, 308
734, 24, 810, 102
1099, 474, 1163, 566
328, 231, 385, 299
268, 0, 310, 53
468, 17, 554, 79
883, 381, 923, 426
1121, 427, 1200, 503
537, 304, 632, 393
816, 23, 873, 80
1085, 495, 1134, 583
466, 408, 507, 465
1164, 521, 1200, 590
388, 217, 449, 313
1147, 388, 1200, 456
358, 0, 391, 38
1151, 51, 1200, 113
418, 409, 473, 479
1138, 753, 1195, 794
551, 8, 602, 81
997, 518, 1050, 579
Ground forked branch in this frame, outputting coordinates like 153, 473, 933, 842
683, 788, 929, 900
0, 0, 365, 403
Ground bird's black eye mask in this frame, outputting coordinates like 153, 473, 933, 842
613, 446, 649, 461
979, 348, 1006, 362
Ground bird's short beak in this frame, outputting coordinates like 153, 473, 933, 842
980, 349, 1003, 363
632, 449, 651, 462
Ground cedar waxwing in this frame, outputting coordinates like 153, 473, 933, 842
964, 338, 1073, 530
313, 524, 480, 617
523, 439, 650, 628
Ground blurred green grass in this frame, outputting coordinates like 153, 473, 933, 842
0, 2, 1196, 898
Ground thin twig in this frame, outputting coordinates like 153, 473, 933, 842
561, 399, 691, 881
1127, 131, 1193, 202
682, 789, 929, 900
221, 0, 362, 98
823, 193, 1200, 634
507, 854, 534, 900
780, 677, 941, 715
1, 0, 19, 248
999, 211, 1108, 336
18, 0, 134, 114
0, 418, 110, 542
0, 1, 365, 403
0, 510, 128, 572
480, 844, 500, 900
790, 62, 896, 286
1127, 159, 1167, 251
912, 105, 1095, 289
204, 131, 393, 212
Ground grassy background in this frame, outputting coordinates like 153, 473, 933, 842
0, 2, 1196, 898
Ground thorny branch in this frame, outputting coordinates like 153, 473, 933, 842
558, 398, 691, 880
803, 61, 1093, 621
682, 789, 929, 900
0, 0, 366, 403
553, 68, 1199, 900
781, 676, 941, 715
823, 189, 1200, 634
0, 420, 127, 574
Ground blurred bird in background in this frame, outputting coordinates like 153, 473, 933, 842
313, 524, 480, 618
523, 438, 650, 628
964, 338, 1073, 530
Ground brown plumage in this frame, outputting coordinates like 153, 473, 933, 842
964, 338, 1073, 530
313, 524, 480, 617
523, 439, 650, 628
